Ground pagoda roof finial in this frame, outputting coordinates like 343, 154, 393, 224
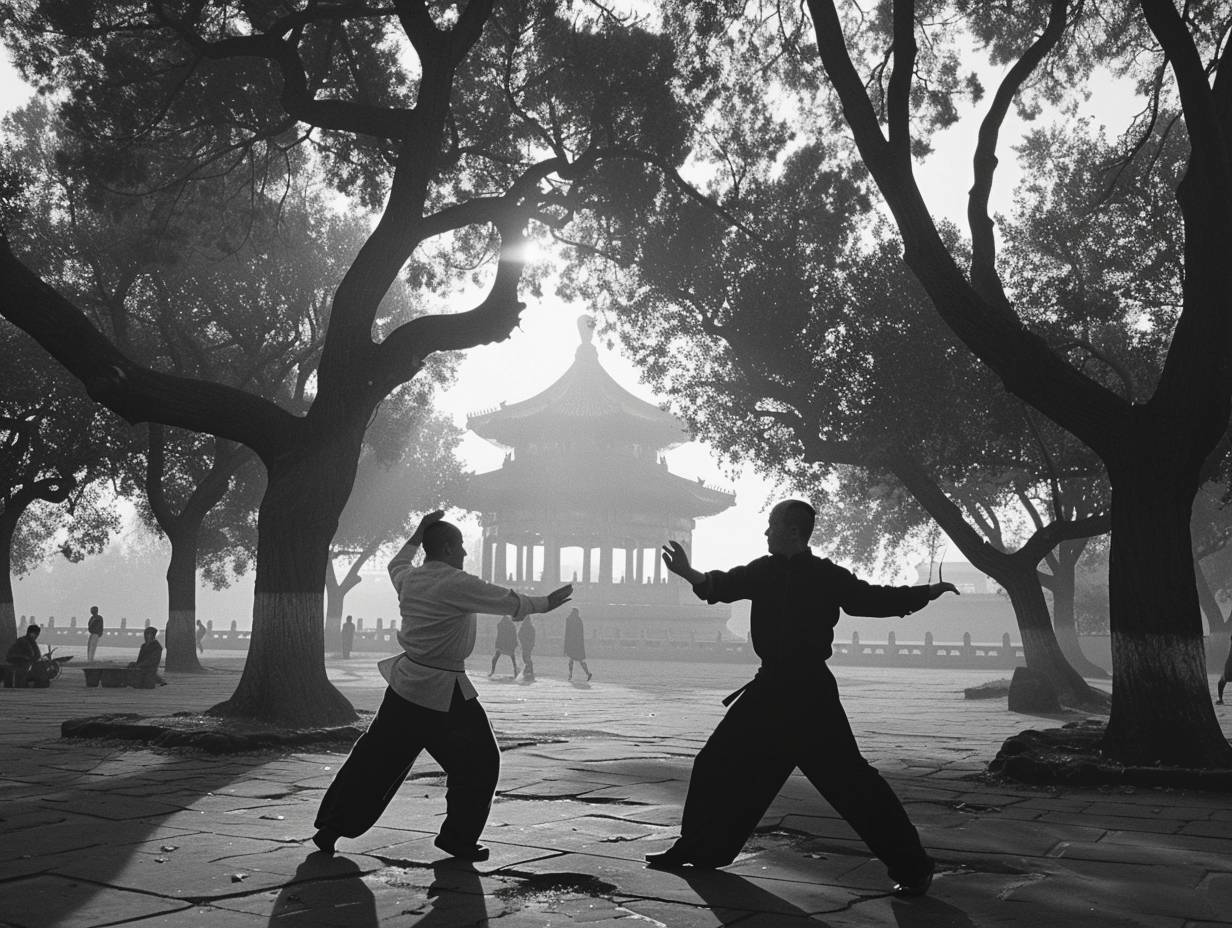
577, 314, 596, 349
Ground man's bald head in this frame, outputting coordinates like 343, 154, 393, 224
423, 521, 464, 561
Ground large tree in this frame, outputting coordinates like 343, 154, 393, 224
0, 323, 121, 655
326, 403, 464, 648
571, 148, 1110, 707
0, 1, 694, 723
1, 100, 388, 671
789, 0, 1232, 764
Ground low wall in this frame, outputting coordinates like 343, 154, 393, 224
36, 625, 1221, 674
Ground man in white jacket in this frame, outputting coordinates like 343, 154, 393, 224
312, 511, 571, 860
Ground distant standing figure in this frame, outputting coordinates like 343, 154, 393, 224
1218, 632, 1232, 704
646, 499, 957, 900
128, 627, 166, 687
196, 620, 208, 654
564, 608, 591, 681
490, 616, 518, 677
86, 606, 104, 661
517, 616, 536, 680
341, 615, 356, 660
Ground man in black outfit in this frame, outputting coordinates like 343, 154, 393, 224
648, 499, 957, 898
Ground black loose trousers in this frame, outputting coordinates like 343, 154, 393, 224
314, 684, 499, 847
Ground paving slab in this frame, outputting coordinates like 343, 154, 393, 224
1, 657, 1231, 927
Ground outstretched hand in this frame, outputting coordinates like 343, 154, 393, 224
662, 540, 691, 575
929, 581, 959, 600
545, 585, 573, 611
661, 541, 703, 585
410, 509, 446, 545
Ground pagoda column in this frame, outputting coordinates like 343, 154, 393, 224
494, 538, 507, 583
582, 546, 593, 583
599, 545, 612, 584
541, 537, 557, 586
635, 546, 644, 583
624, 545, 634, 584
653, 545, 662, 583
528, 544, 537, 582
481, 529, 493, 582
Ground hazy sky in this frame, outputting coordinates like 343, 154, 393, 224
0, 38, 1141, 589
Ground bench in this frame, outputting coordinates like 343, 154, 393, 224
77, 663, 129, 687
77, 663, 161, 688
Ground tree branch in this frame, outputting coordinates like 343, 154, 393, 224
805, 0, 1129, 458
0, 241, 300, 459
968, 0, 1068, 307
886, 0, 917, 166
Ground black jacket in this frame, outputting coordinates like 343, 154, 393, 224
694, 550, 930, 664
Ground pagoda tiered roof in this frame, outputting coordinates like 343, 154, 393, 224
467, 319, 688, 451
463, 449, 734, 518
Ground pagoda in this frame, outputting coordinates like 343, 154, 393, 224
461, 315, 735, 629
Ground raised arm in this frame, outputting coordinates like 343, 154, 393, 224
388, 509, 446, 586
837, 563, 959, 618
663, 540, 759, 603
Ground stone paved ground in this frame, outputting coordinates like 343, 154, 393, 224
2, 652, 1231, 927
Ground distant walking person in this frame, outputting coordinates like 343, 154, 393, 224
647, 500, 957, 899
1218, 632, 1232, 704
196, 620, 208, 654
564, 607, 591, 681
86, 606, 104, 661
312, 511, 572, 861
517, 615, 536, 680
490, 615, 518, 677
341, 615, 356, 659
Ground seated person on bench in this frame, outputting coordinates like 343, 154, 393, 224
127, 627, 166, 687
4, 624, 49, 687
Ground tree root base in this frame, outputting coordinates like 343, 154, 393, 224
60, 711, 372, 754
990, 719, 1232, 791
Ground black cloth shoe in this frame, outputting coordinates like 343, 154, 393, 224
645, 846, 719, 870
311, 829, 337, 855
434, 835, 490, 862
891, 864, 934, 898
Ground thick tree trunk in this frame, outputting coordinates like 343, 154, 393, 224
1000, 568, 1107, 710
0, 511, 16, 657
164, 530, 205, 673
324, 562, 343, 652
1047, 544, 1109, 679
208, 435, 362, 725
1195, 560, 1230, 636
325, 553, 367, 652
1103, 467, 1232, 766
889, 455, 1105, 708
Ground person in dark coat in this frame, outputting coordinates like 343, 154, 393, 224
489, 615, 519, 677
128, 626, 166, 687
4, 624, 46, 687
517, 615, 536, 680
341, 615, 356, 659
87, 606, 104, 661
563, 607, 591, 681
647, 499, 957, 899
